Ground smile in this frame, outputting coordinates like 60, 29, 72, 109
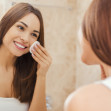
14, 41, 27, 50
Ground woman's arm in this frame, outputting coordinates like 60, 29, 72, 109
28, 75, 47, 111
28, 44, 52, 111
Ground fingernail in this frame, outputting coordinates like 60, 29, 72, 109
32, 53, 34, 56
31, 48, 35, 52
35, 44, 38, 48
36, 43, 40, 46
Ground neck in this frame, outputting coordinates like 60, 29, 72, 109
102, 63, 111, 77
0, 45, 17, 70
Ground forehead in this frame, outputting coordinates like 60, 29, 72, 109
17, 13, 40, 30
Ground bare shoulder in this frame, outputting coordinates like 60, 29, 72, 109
64, 83, 111, 111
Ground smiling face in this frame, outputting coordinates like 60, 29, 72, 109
2, 13, 40, 57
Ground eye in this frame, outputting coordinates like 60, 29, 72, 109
31, 33, 37, 37
17, 25, 24, 30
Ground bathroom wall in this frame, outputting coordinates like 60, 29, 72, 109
0, 0, 100, 111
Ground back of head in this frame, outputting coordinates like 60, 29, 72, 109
82, 0, 111, 65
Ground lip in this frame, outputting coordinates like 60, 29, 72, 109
14, 41, 28, 47
14, 41, 27, 51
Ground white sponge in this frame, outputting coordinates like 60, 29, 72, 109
29, 41, 40, 54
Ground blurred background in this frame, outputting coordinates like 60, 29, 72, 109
0, 0, 101, 111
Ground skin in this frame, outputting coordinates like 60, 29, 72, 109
64, 35, 111, 111
0, 13, 52, 111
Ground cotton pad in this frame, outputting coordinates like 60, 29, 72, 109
29, 41, 40, 54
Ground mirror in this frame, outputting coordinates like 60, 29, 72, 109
0, 0, 101, 111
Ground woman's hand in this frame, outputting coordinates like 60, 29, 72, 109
100, 65, 106, 80
31, 44, 52, 77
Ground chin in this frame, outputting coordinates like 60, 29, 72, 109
12, 48, 30, 56
13, 53, 24, 57
12, 51, 29, 57
81, 56, 98, 65
81, 57, 90, 65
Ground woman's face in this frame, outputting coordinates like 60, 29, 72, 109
3, 13, 40, 57
78, 31, 100, 65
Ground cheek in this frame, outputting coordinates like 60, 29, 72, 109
3, 34, 12, 46
3, 27, 16, 43
79, 37, 89, 63
81, 43, 90, 64
79, 37, 87, 56
29, 38, 37, 47
81, 43, 100, 65
78, 35, 82, 45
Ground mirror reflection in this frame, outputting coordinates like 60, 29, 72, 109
0, 0, 105, 111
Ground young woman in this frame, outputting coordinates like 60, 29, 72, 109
0, 2, 52, 111
64, 0, 111, 111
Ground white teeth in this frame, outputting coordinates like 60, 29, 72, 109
15, 42, 25, 49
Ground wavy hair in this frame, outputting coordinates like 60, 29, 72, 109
0, 3, 44, 103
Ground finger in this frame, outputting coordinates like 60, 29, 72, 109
36, 45, 52, 63
32, 53, 42, 64
33, 45, 48, 60
34, 45, 52, 63
37, 44, 51, 57
32, 53, 48, 66
32, 49, 49, 65
32, 54, 50, 67
32, 49, 46, 62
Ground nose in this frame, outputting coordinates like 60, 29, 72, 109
20, 33, 29, 42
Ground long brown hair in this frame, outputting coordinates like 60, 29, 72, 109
0, 3, 44, 103
82, 0, 111, 65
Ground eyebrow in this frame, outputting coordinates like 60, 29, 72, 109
18, 21, 40, 34
34, 30, 40, 34
19, 21, 28, 27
